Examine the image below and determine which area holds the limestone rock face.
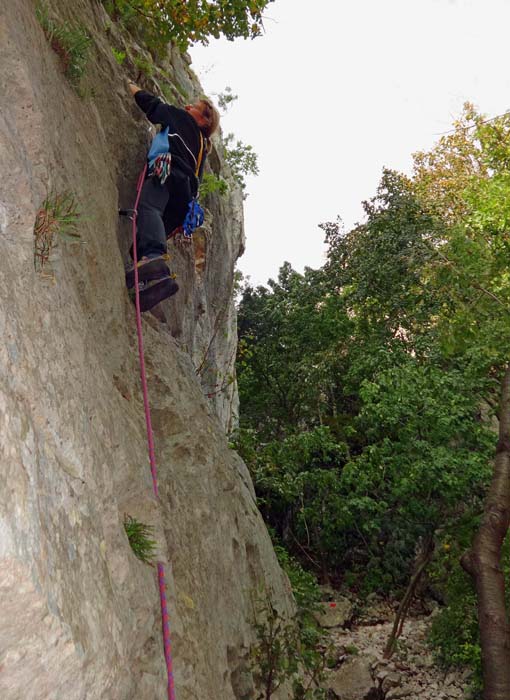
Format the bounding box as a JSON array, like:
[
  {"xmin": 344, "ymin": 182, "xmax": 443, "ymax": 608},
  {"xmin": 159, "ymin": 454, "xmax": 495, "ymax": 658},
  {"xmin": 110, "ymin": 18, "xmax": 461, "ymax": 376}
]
[{"xmin": 0, "ymin": 1, "xmax": 292, "ymax": 698}]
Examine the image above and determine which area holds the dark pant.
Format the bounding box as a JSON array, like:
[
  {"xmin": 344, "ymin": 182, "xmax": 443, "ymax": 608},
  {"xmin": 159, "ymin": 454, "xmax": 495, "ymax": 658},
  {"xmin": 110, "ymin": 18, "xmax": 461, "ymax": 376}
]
[{"xmin": 135, "ymin": 170, "xmax": 192, "ymax": 259}]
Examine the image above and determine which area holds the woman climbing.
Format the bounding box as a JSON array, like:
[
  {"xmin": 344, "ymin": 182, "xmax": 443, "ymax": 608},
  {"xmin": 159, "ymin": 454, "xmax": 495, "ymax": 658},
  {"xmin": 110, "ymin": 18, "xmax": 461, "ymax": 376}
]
[{"xmin": 125, "ymin": 80, "xmax": 220, "ymax": 311}]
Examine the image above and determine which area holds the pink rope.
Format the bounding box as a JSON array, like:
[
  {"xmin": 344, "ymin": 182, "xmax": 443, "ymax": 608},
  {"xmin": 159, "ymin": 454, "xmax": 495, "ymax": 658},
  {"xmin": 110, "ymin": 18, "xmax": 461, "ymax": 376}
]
[
  {"xmin": 158, "ymin": 562, "xmax": 176, "ymax": 694},
  {"xmin": 131, "ymin": 166, "xmax": 176, "ymax": 700},
  {"xmin": 131, "ymin": 165, "xmax": 159, "ymax": 498}
]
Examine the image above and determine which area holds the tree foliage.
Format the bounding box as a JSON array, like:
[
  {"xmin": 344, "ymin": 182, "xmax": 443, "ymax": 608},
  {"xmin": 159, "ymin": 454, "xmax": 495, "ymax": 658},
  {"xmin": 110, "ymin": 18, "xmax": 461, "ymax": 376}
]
[
  {"xmin": 102, "ymin": 0, "xmax": 274, "ymax": 52},
  {"xmin": 236, "ymin": 104, "xmax": 510, "ymax": 687},
  {"xmin": 236, "ymin": 162, "xmax": 494, "ymax": 590},
  {"xmin": 224, "ymin": 133, "xmax": 260, "ymax": 193}
]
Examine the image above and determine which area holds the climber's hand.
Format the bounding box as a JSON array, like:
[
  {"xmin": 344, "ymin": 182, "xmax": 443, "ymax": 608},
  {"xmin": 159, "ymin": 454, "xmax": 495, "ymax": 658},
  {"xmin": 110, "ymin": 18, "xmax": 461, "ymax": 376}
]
[{"xmin": 127, "ymin": 80, "xmax": 140, "ymax": 96}]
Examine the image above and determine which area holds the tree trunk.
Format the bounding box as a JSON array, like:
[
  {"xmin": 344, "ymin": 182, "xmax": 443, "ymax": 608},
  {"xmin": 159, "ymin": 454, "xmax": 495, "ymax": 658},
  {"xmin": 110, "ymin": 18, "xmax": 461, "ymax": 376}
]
[
  {"xmin": 384, "ymin": 534, "xmax": 435, "ymax": 658},
  {"xmin": 461, "ymin": 364, "xmax": 510, "ymax": 700}
]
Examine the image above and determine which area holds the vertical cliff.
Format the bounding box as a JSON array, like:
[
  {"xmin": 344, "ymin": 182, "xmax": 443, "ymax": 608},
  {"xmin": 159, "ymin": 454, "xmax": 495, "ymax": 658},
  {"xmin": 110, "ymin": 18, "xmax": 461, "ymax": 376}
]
[{"xmin": 0, "ymin": 1, "xmax": 293, "ymax": 698}]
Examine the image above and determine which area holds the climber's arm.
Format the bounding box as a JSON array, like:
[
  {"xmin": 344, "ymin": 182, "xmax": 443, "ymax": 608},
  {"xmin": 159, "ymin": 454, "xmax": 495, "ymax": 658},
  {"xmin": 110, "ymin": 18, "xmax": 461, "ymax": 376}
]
[
  {"xmin": 129, "ymin": 82, "xmax": 176, "ymax": 127},
  {"xmin": 128, "ymin": 80, "xmax": 141, "ymax": 96}
]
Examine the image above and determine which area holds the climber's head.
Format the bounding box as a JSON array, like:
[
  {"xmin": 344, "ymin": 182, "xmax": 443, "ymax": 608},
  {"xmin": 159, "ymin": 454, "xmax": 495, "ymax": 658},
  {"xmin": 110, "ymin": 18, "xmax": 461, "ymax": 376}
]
[{"xmin": 185, "ymin": 99, "xmax": 220, "ymax": 138}]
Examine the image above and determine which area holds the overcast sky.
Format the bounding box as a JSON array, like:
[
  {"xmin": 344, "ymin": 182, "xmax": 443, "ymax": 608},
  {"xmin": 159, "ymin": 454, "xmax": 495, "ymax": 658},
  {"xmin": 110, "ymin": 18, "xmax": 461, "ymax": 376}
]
[{"xmin": 190, "ymin": 0, "xmax": 510, "ymax": 287}]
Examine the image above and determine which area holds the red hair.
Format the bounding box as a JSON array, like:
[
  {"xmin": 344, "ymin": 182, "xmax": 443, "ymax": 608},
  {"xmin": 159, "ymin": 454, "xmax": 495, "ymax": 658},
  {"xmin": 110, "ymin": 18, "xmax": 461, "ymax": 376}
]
[{"xmin": 198, "ymin": 99, "xmax": 220, "ymax": 138}]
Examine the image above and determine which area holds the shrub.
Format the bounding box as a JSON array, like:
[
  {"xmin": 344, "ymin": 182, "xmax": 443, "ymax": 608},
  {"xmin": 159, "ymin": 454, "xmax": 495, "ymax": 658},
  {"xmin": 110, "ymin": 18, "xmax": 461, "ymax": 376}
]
[
  {"xmin": 344, "ymin": 644, "xmax": 359, "ymax": 656},
  {"xmin": 428, "ymin": 529, "xmax": 510, "ymax": 697},
  {"xmin": 36, "ymin": 4, "xmax": 91, "ymax": 90},
  {"xmin": 250, "ymin": 545, "xmax": 330, "ymax": 699},
  {"xmin": 274, "ymin": 544, "xmax": 321, "ymax": 614},
  {"xmin": 124, "ymin": 515, "xmax": 157, "ymax": 564},
  {"xmin": 33, "ymin": 191, "xmax": 81, "ymax": 272},
  {"xmin": 427, "ymin": 519, "xmax": 510, "ymax": 699},
  {"xmin": 133, "ymin": 54, "xmax": 154, "ymax": 78},
  {"xmin": 199, "ymin": 172, "xmax": 229, "ymax": 199},
  {"xmin": 250, "ymin": 592, "xmax": 327, "ymax": 700},
  {"xmin": 111, "ymin": 47, "xmax": 126, "ymax": 65}
]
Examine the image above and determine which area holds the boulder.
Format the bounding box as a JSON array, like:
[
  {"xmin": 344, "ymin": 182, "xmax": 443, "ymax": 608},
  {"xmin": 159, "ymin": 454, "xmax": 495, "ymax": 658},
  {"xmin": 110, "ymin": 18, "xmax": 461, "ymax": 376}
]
[
  {"xmin": 326, "ymin": 657, "xmax": 379, "ymax": 700},
  {"xmin": 314, "ymin": 597, "xmax": 354, "ymax": 628},
  {"xmin": 381, "ymin": 672, "xmax": 402, "ymax": 694}
]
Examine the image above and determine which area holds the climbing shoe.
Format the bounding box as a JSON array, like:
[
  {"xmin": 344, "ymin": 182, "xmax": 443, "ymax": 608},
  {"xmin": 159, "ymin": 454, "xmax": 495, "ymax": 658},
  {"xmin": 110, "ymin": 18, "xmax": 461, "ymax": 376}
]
[
  {"xmin": 133, "ymin": 277, "xmax": 179, "ymax": 312},
  {"xmin": 125, "ymin": 255, "xmax": 170, "ymax": 290}
]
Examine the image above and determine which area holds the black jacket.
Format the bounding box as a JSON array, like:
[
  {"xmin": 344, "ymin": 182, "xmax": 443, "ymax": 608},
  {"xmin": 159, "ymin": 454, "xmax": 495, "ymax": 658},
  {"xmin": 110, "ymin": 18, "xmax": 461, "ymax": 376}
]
[{"xmin": 134, "ymin": 90, "xmax": 206, "ymax": 182}]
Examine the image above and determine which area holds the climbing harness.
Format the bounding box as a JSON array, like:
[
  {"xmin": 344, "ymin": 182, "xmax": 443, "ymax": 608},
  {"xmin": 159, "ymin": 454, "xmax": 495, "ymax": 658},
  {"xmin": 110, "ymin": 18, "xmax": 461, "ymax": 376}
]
[
  {"xmin": 145, "ymin": 124, "xmax": 207, "ymax": 237},
  {"xmin": 130, "ymin": 163, "xmax": 177, "ymax": 700}
]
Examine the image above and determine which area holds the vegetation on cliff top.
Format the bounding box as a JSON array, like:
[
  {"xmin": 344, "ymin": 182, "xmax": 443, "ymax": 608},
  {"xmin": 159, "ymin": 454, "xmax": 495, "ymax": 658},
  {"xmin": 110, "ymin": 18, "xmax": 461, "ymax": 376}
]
[{"xmin": 101, "ymin": 0, "xmax": 275, "ymax": 52}]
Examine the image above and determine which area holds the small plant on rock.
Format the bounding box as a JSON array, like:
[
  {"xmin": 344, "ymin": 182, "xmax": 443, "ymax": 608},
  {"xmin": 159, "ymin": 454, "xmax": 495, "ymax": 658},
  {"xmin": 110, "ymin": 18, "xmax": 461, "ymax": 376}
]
[
  {"xmin": 174, "ymin": 82, "xmax": 190, "ymax": 101},
  {"xmin": 111, "ymin": 47, "xmax": 126, "ymax": 65},
  {"xmin": 33, "ymin": 190, "xmax": 81, "ymax": 272},
  {"xmin": 344, "ymin": 644, "xmax": 359, "ymax": 656},
  {"xmin": 36, "ymin": 4, "xmax": 92, "ymax": 90},
  {"xmin": 133, "ymin": 55, "xmax": 154, "ymax": 79},
  {"xmin": 124, "ymin": 515, "xmax": 157, "ymax": 564},
  {"xmin": 159, "ymin": 80, "xmax": 190, "ymax": 104},
  {"xmin": 199, "ymin": 172, "xmax": 228, "ymax": 199}
]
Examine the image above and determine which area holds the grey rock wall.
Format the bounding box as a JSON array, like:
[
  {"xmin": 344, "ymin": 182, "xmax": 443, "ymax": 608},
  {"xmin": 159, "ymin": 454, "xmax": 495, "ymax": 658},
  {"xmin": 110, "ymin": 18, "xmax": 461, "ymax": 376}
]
[{"xmin": 0, "ymin": 1, "xmax": 293, "ymax": 698}]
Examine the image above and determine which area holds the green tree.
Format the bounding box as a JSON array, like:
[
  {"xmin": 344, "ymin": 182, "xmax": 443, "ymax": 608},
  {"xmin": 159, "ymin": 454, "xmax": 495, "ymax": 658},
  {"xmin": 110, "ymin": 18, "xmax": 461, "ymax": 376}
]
[
  {"xmin": 224, "ymin": 133, "xmax": 260, "ymax": 193},
  {"xmin": 237, "ymin": 105, "xmax": 510, "ymax": 696},
  {"xmin": 413, "ymin": 109, "xmax": 510, "ymax": 700},
  {"xmin": 238, "ymin": 261, "xmax": 356, "ymax": 437},
  {"xmin": 237, "ymin": 170, "xmax": 492, "ymax": 591}
]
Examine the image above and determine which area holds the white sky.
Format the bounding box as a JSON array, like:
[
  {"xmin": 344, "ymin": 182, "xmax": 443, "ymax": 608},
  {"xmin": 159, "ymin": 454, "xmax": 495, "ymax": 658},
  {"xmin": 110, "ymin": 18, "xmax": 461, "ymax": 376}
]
[{"xmin": 190, "ymin": 0, "xmax": 510, "ymax": 287}]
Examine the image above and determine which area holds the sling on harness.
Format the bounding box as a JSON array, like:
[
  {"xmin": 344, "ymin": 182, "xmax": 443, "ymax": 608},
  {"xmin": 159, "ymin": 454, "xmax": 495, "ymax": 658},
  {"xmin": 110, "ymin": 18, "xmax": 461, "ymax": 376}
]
[{"xmin": 148, "ymin": 126, "xmax": 172, "ymax": 184}]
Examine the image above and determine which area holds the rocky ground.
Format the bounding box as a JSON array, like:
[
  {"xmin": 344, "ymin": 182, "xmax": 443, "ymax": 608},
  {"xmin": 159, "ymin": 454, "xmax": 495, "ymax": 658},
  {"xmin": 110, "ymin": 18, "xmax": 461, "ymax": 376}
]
[{"xmin": 315, "ymin": 596, "xmax": 472, "ymax": 700}]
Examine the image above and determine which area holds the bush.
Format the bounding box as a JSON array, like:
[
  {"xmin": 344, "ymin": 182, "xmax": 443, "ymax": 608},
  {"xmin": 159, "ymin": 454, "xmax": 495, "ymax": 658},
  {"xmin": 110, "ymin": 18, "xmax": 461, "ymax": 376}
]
[
  {"xmin": 36, "ymin": 4, "xmax": 91, "ymax": 90},
  {"xmin": 255, "ymin": 544, "xmax": 331, "ymax": 699},
  {"xmin": 429, "ymin": 531, "xmax": 510, "ymax": 699},
  {"xmin": 250, "ymin": 587, "xmax": 328, "ymax": 700},
  {"xmin": 199, "ymin": 172, "xmax": 229, "ymax": 199},
  {"xmin": 133, "ymin": 54, "xmax": 154, "ymax": 78},
  {"xmin": 429, "ymin": 579, "xmax": 479, "ymax": 665},
  {"xmin": 124, "ymin": 515, "xmax": 157, "ymax": 564},
  {"xmin": 111, "ymin": 47, "xmax": 126, "ymax": 65},
  {"xmin": 33, "ymin": 191, "xmax": 81, "ymax": 272}
]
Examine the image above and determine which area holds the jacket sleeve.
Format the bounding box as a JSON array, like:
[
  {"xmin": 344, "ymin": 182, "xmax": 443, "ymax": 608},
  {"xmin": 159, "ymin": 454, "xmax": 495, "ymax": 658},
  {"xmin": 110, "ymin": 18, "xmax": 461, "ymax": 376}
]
[{"xmin": 134, "ymin": 90, "xmax": 177, "ymax": 126}]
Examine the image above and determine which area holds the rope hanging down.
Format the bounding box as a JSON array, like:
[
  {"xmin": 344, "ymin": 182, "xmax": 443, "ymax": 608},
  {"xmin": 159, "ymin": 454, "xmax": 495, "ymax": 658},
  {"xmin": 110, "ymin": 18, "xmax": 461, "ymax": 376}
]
[{"xmin": 131, "ymin": 164, "xmax": 177, "ymax": 700}]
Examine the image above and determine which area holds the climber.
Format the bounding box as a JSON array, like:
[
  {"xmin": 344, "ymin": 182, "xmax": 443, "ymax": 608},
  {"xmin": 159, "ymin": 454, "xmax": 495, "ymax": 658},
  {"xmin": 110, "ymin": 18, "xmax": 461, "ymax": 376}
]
[{"xmin": 125, "ymin": 80, "xmax": 220, "ymax": 311}]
